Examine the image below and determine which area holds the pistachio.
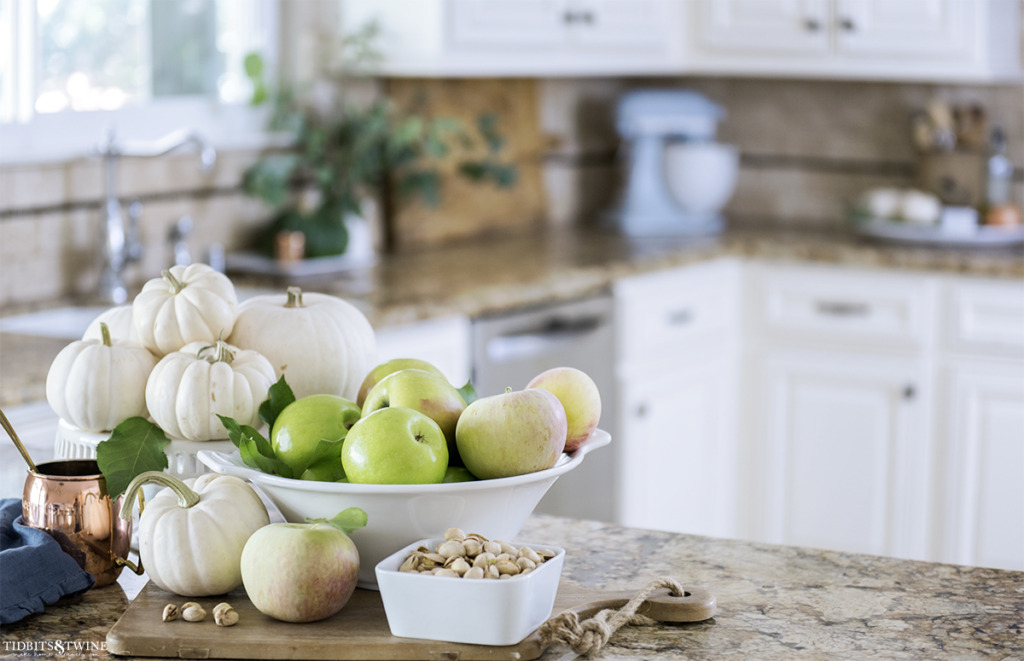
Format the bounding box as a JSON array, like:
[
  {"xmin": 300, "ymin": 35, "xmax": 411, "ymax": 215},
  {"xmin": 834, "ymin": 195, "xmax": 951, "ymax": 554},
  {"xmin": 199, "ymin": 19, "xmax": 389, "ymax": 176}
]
[
  {"xmin": 181, "ymin": 603, "xmax": 207, "ymax": 622},
  {"xmin": 161, "ymin": 604, "xmax": 179, "ymax": 622},
  {"xmin": 448, "ymin": 556, "xmax": 471, "ymax": 575},
  {"xmin": 517, "ymin": 557, "xmax": 537, "ymax": 571},
  {"xmin": 495, "ymin": 557, "xmax": 521, "ymax": 575},
  {"xmin": 444, "ymin": 527, "xmax": 466, "ymax": 542},
  {"xmin": 213, "ymin": 602, "xmax": 238, "ymax": 627},
  {"xmin": 472, "ymin": 552, "xmax": 496, "ymax": 569},
  {"xmin": 519, "ymin": 547, "xmax": 542, "ymax": 564},
  {"xmin": 464, "ymin": 566, "xmax": 485, "ymax": 579},
  {"xmin": 483, "ymin": 540, "xmax": 502, "ymax": 556},
  {"xmin": 462, "ymin": 538, "xmax": 483, "ymax": 556},
  {"xmin": 485, "ymin": 564, "xmax": 500, "ymax": 579},
  {"xmin": 499, "ymin": 541, "xmax": 518, "ymax": 556},
  {"xmin": 399, "ymin": 553, "xmax": 422, "ymax": 573},
  {"xmin": 437, "ymin": 540, "xmax": 466, "ymax": 559},
  {"xmin": 433, "ymin": 568, "xmax": 460, "ymax": 578}
]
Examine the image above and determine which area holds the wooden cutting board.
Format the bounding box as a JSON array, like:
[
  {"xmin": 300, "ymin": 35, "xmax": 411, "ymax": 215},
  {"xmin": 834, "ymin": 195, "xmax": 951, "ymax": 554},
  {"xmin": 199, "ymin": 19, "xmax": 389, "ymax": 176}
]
[{"xmin": 106, "ymin": 580, "xmax": 715, "ymax": 660}]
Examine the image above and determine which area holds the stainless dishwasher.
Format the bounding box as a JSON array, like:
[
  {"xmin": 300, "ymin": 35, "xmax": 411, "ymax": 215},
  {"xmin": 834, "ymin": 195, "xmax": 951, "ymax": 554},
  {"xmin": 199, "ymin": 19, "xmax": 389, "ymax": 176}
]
[{"xmin": 470, "ymin": 294, "xmax": 617, "ymax": 523}]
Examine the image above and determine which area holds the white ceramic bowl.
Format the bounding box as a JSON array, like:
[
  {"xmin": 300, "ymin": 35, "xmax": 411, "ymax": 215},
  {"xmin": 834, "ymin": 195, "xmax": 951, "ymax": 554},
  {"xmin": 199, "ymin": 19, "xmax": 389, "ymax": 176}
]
[
  {"xmin": 663, "ymin": 141, "xmax": 739, "ymax": 214},
  {"xmin": 197, "ymin": 429, "xmax": 609, "ymax": 588},
  {"xmin": 376, "ymin": 538, "xmax": 565, "ymax": 646}
]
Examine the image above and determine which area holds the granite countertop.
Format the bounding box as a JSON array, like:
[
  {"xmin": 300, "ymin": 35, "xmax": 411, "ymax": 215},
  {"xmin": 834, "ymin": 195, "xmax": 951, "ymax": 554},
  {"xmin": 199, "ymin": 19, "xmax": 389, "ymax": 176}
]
[
  {"xmin": 2, "ymin": 225, "xmax": 1022, "ymax": 407},
  {"xmin": 2, "ymin": 514, "xmax": 1021, "ymax": 659}
]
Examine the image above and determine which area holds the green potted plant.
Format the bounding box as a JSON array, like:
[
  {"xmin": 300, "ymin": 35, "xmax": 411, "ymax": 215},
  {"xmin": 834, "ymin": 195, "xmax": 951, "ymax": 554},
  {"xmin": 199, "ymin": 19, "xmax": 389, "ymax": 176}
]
[{"xmin": 241, "ymin": 26, "xmax": 516, "ymax": 260}]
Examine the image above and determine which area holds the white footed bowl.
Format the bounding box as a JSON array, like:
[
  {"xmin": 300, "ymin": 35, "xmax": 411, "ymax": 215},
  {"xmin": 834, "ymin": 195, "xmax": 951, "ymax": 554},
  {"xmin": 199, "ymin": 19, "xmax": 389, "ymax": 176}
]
[
  {"xmin": 663, "ymin": 142, "xmax": 739, "ymax": 214},
  {"xmin": 197, "ymin": 429, "xmax": 610, "ymax": 589}
]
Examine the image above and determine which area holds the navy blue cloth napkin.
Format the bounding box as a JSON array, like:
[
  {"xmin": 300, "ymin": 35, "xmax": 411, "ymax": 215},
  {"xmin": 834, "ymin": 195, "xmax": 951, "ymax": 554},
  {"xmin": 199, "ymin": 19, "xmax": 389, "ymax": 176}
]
[{"xmin": 0, "ymin": 497, "xmax": 95, "ymax": 624}]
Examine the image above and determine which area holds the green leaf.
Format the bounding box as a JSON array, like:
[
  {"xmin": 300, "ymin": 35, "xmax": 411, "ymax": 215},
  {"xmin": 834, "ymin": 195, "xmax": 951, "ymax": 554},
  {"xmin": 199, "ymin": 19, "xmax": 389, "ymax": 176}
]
[
  {"xmin": 259, "ymin": 376, "xmax": 297, "ymax": 428},
  {"xmin": 307, "ymin": 507, "xmax": 368, "ymax": 534},
  {"xmin": 218, "ymin": 414, "xmax": 294, "ymax": 478},
  {"xmin": 457, "ymin": 381, "xmax": 479, "ymax": 406},
  {"xmin": 96, "ymin": 418, "xmax": 170, "ymax": 499},
  {"xmin": 243, "ymin": 52, "xmax": 264, "ymax": 79}
]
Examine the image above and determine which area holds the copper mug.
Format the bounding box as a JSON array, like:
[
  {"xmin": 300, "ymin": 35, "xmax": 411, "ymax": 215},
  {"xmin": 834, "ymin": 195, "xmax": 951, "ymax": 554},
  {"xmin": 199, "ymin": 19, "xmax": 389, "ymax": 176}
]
[{"xmin": 22, "ymin": 459, "xmax": 135, "ymax": 588}]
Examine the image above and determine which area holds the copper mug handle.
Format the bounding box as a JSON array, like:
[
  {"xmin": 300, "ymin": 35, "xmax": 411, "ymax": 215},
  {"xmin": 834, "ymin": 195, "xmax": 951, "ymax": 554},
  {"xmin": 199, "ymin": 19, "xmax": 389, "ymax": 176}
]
[{"xmin": 114, "ymin": 489, "xmax": 146, "ymax": 575}]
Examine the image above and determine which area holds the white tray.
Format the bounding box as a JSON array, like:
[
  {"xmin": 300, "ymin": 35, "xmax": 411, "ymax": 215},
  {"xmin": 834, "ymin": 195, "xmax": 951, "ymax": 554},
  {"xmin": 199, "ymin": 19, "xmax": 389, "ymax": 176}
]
[{"xmin": 852, "ymin": 217, "xmax": 1024, "ymax": 248}]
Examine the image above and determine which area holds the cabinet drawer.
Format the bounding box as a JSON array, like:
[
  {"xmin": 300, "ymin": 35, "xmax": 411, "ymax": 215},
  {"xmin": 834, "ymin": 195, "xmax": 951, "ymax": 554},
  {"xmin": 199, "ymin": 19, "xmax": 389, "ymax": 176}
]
[
  {"xmin": 750, "ymin": 264, "xmax": 934, "ymax": 349},
  {"xmin": 944, "ymin": 279, "xmax": 1024, "ymax": 358},
  {"xmin": 614, "ymin": 259, "xmax": 740, "ymax": 362}
]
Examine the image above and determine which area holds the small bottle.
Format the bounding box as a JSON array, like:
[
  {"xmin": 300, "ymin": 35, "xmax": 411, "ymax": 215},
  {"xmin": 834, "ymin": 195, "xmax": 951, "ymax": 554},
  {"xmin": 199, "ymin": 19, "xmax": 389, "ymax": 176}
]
[{"xmin": 985, "ymin": 127, "xmax": 1013, "ymax": 207}]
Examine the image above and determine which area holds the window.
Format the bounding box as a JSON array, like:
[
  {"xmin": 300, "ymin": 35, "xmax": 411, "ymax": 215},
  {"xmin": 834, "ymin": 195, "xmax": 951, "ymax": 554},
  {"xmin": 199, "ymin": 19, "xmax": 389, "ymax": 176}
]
[{"xmin": 0, "ymin": 0, "xmax": 278, "ymax": 164}]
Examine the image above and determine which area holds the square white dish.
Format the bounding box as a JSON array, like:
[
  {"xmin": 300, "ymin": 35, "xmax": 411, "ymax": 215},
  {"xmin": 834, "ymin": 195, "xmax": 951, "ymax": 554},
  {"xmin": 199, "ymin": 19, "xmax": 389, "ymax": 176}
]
[{"xmin": 375, "ymin": 538, "xmax": 566, "ymax": 646}]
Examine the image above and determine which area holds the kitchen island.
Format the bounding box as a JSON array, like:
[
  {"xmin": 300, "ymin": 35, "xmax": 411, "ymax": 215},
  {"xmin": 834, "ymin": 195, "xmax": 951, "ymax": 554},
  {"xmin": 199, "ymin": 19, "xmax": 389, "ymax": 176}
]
[{"xmin": 2, "ymin": 514, "xmax": 1020, "ymax": 660}]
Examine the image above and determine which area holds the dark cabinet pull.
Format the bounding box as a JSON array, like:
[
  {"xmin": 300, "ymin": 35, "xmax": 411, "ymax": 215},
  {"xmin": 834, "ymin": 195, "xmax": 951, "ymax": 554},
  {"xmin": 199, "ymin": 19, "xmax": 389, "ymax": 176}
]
[
  {"xmin": 839, "ymin": 16, "xmax": 856, "ymax": 31},
  {"xmin": 667, "ymin": 309, "xmax": 693, "ymax": 326},
  {"xmin": 804, "ymin": 17, "xmax": 821, "ymax": 31},
  {"xmin": 903, "ymin": 385, "xmax": 916, "ymax": 401}
]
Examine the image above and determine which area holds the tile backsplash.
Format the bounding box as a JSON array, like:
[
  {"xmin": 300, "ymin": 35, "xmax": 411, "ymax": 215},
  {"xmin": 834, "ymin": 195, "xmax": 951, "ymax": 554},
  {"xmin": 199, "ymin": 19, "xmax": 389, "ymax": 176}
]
[{"xmin": 2, "ymin": 76, "xmax": 1022, "ymax": 308}]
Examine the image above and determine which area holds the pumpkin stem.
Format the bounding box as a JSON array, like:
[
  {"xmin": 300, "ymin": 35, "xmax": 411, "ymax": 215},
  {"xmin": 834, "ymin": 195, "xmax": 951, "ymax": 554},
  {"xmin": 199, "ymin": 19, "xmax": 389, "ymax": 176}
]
[
  {"xmin": 162, "ymin": 269, "xmax": 186, "ymax": 293},
  {"xmin": 119, "ymin": 471, "xmax": 200, "ymax": 520},
  {"xmin": 99, "ymin": 322, "xmax": 112, "ymax": 347},
  {"xmin": 284, "ymin": 286, "xmax": 304, "ymax": 308},
  {"xmin": 197, "ymin": 340, "xmax": 235, "ymax": 365}
]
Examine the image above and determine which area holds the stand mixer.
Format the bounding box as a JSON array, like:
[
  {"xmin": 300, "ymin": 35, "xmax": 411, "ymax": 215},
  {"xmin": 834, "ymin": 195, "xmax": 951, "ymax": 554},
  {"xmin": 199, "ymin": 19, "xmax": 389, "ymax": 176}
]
[{"xmin": 605, "ymin": 90, "xmax": 739, "ymax": 237}]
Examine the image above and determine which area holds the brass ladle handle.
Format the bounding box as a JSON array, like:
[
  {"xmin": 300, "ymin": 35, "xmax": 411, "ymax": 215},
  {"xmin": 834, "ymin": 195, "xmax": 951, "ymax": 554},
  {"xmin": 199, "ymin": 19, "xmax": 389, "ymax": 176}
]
[{"xmin": 0, "ymin": 407, "xmax": 38, "ymax": 473}]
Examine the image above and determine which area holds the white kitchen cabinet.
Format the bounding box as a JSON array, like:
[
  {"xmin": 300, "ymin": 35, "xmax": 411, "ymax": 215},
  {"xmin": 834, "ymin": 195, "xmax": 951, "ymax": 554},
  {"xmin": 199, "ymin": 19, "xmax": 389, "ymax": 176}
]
[
  {"xmin": 742, "ymin": 262, "xmax": 937, "ymax": 560},
  {"xmin": 340, "ymin": 0, "xmax": 685, "ymax": 76},
  {"xmin": 374, "ymin": 314, "xmax": 471, "ymax": 388},
  {"xmin": 687, "ymin": 0, "xmax": 1022, "ymax": 82},
  {"xmin": 747, "ymin": 347, "xmax": 932, "ymax": 559},
  {"xmin": 936, "ymin": 359, "xmax": 1024, "ymax": 571},
  {"xmin": 613, "ymin": 259, "xmax": 742, "ymax": 537}
]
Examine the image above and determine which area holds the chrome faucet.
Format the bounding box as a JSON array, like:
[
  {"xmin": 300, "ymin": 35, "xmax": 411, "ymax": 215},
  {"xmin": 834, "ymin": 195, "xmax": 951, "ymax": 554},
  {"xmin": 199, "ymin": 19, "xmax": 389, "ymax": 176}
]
[{"xmin": 96, "ymin": 128, "xmax": 217, "ymax": 304}]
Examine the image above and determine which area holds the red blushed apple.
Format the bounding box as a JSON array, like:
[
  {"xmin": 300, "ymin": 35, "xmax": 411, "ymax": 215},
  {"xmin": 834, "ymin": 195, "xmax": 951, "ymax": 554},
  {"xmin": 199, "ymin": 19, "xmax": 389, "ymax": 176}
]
[
  {"xmin": 240, "ymin": 522, "xmax": 359, "ymax": 623},
  {"xmin": 526, "ymin": 367, "xmax": 602, "ymax": 452}
]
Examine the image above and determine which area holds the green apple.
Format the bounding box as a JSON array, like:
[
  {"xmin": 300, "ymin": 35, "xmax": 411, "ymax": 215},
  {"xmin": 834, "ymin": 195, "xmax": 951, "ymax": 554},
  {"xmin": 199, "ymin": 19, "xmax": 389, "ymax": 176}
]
[
  {"xmin": 300, "ymin": 456, "xmax": 347, "ymax": 482},
  {"xmin": 455, "ymin": 388, "xmax": 567, "ymax": 479},
  {"xmin": 271, "ymin": 394, "xmax": 361, "ymax": 477},
  {"xmin": 526, "ymin": 366, "xmax": 602, "ymax": 453},
  {"xmin": 356, "ymin": 358, "xmax": 447, "ymax": 407},
  {"xmin": 342, "ymin": 407, "xmax": 448, "ymax": 484},
  {"xmin": 442, "ymin": 466, "xmax": 478, "ymax": 483},
  {"xmin": 362, "ymin": 368, "xmax": 466, "ymax": 463},
  {"xmin": 240, "ymin": 520, "xmax": 360, "ymax": 623}
]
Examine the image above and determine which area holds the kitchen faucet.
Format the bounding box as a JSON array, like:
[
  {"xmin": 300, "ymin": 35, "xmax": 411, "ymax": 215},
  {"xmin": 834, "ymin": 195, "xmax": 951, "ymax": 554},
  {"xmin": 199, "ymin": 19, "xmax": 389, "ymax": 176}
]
[{"xmin": 96, "ymin": 128, "xmax": 216, "ymax": 304}]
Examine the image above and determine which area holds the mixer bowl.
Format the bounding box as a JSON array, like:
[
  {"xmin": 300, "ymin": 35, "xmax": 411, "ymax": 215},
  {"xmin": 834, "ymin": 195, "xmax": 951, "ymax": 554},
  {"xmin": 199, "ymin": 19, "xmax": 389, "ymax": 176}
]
[{"xmin": 663, "ymin": 142, "xmax": 739, "ymax": 214}]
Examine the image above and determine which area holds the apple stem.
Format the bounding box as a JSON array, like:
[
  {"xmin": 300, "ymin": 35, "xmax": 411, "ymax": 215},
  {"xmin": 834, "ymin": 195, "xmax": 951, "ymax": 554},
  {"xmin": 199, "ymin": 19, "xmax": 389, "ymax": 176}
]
[
  {"xmin": 119, "ymin": 471, "xmax": 200, "ymax": 520},
  {"xmin": 505, "ymin": 386, "xmax": 512, "ymax": 394},
  {"xmin": 285, "ymin": 286, "xmax": 304, "ymax": 308},
  {"xmin": 162, "ymin": 269, "xmax": 186, "ymax": 293}
]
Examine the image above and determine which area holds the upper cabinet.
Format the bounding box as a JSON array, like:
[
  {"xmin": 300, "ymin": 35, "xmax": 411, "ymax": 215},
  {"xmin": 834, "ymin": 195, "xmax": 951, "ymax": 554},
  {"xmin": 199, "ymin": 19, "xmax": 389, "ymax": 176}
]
[
  {"xmin": 687, "ymin": 0, "xmax": 1023, "ymax": 82},
  {"xmin": 341, "ymin": 0, "xmax": 686, "ymax": 77},
  {"xmin": 342, "ymin": 0, "xmax": 1021, "ymax": 82}
]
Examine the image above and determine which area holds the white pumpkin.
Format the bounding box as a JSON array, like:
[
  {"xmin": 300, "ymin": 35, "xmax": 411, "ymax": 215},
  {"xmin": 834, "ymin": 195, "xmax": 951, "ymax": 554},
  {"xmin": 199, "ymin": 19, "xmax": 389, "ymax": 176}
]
[
  {"xmin": 132, "ymin": 264, "xmax": 238, "ymax": 356},
  {"xmin": 146, "ymin": 340, "xmax": 275, "ymax": 441},
  {"xmin": 46, "ymin": 322, "xmax": 157, "ymax": 432},
  {"xmin": 83, "ymin": 305, "xmax": 141, "ymax": 344},
  {"xmin": 120, "ymin": 471, "xmax": 270, "ymax": 597},
  {"xmin": 228, "ymin": 286, "xmax": 376, "ymax": 400}
]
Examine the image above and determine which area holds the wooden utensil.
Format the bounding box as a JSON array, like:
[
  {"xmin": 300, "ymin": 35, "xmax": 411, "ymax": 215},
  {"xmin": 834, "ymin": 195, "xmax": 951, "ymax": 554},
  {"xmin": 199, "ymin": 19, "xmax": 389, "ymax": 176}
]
[{"xmin": 107, "ymin": 580, "xmax": 715, "ymax": 660}]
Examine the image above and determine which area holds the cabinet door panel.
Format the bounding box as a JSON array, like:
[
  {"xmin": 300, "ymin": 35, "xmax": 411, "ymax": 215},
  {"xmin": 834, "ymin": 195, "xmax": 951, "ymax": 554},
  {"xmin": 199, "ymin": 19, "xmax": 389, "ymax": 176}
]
[
  {"xmin": 618, "ymin": 351, "xmax": 738, "ymax": 538},
  {"xmin": 939, "ymin": 362, "xmax": 1024, "ymax": 571},
  {"xmin": 752, "ymin": 349, "xmax": 929, "ymax": 559},
  {"xmin": 571, "ymin": 0, "xmax": 669, "ymax": 49},
  {"xmin": 697, "ymin": 0, "xmax": 829, "ymax": 55},
  {"xmin": 449, "ymin": 0, "xmax": 567, "ymax": 46},
  {"xmin": 835, "ymin": 0, "xmax": 975, "ymax": 58}
]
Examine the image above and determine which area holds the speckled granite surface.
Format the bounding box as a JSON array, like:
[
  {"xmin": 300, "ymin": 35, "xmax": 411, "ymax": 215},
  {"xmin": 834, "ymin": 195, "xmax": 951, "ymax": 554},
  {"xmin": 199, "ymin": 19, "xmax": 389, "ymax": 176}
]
[
  {"xmin": 1, "ymin": 515, "xmax": 1021, "ymax": 660},
  {"xmin": 2, "ymin": 226, "xmax": 1022, "ymax": 407}
]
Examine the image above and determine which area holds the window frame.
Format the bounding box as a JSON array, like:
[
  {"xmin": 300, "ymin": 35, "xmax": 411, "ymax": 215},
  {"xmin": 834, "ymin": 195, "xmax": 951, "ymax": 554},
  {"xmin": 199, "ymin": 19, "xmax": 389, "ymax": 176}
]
[{"xmin": 0, "ymin": 0, "xmax": 281, "ymax": 166}]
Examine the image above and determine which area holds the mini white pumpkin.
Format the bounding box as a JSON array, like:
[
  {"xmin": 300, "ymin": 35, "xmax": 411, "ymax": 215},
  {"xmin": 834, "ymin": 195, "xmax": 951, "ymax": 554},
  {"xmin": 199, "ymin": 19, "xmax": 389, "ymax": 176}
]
[
  {"xmin": 228, "ymin": 286, "xmax": 376, "ymax": 400},
  {"xmin": 146, "ymin": 340, "xmax": 275, "ymax": 441},
  {"xmin": 83, "ymin": 304, "xmax": 141, "ymax": 344},
  {"xmin": 45, "ymin": 322, "xmax": 157, "ymax": 432},
  {"xmin": 132, "ymin": 264, "xmax": 238, "ymax": 356},
  {"xmin": 120, "ymin": 471, "xmax": 270, "ymax": 597}
]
